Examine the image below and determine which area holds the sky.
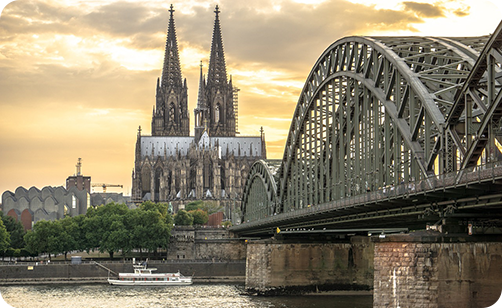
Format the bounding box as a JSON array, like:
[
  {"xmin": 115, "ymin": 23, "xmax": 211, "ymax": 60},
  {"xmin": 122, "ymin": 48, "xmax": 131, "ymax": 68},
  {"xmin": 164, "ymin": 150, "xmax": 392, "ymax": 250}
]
[{"xmin": 0, "ymin": 0, "xmax": 501, "ymax": 196}]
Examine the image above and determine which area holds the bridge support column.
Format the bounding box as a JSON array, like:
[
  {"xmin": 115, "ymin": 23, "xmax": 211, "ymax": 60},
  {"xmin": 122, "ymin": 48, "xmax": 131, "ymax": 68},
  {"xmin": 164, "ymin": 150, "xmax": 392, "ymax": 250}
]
[
  {"xmin": 373, "ymin": 233, "xmax": 502, "ymax": 308},
  {"xmin": 245, "ymin": 236, "xmax": 374, "ymax": 294}
]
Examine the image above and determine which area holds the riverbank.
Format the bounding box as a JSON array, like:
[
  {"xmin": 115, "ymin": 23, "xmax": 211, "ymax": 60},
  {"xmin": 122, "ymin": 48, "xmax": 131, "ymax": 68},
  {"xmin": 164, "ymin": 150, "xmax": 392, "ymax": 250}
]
[
  {"xmin": 0, "ymin": 276, "xmax": 245, "ymax": 286},
  {"xmin": 0, "ymin": 261, "xmax": 245, "ymax": 286}
]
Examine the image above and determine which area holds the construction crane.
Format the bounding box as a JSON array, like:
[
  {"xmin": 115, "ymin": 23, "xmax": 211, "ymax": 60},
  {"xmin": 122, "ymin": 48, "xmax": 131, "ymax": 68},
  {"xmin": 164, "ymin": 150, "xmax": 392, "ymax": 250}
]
[{"xmin": 91, "ymin": 183, "xmax": 123, "ymax": 193}]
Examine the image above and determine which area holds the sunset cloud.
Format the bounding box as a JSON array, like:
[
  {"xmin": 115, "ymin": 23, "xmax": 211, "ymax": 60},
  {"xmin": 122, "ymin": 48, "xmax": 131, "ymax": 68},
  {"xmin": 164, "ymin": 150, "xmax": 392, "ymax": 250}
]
[
  {"xmin": 402, "ymin": 2, "xmax": 445, "ymax": 18},
  {"xmin": 0, "ymin": 0, "xmax": 500, "ymax": 195}
]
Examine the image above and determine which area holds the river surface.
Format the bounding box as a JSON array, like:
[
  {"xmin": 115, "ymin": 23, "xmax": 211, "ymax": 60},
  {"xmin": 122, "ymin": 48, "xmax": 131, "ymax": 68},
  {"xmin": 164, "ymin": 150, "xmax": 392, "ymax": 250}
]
[{"xmin": 0, "ymin": 284, "xmax": 372, "ymax": 308}]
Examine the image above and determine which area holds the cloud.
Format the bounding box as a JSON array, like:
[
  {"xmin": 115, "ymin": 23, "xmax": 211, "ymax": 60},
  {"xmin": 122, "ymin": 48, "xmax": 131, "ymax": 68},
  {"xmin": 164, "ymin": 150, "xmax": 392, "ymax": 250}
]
[
  {"xmin": 0, "ymin": 62, "xmax": 156, "ymax": 109},
  {"xmin": 212, "ymin": 0, "xmax": 427, "ymax": 70},
  {"xmin": 452, "ymin": 3, "xmax": 470, "ymax": 18},
  {"xmin": 81, "ymin": 1, "xmax": 166, "ymax": 37},
  {"xmin": 402, "ymin": 1, "xmax": 445, "ymax": 18}
]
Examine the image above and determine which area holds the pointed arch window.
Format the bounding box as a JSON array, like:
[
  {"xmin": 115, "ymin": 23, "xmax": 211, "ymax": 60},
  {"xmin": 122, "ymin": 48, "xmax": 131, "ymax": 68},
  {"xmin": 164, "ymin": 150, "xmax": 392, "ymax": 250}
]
[
  {"xmin": 215, "ymin": 104, "xmax": 221, "ymax": 124},
  {"xmin": 169, "ymin": 103, "xmax": 176, "ymax": 124},
  {"xmin": 154, "ymin": 168, "xmax": 163, "ymax": 202}
]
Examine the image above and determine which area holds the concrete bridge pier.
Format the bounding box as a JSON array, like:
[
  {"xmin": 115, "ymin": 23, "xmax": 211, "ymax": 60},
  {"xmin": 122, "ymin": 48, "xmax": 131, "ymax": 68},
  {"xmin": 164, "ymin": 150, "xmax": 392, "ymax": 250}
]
[
  {"xmin": 245, "ymin": 236, "xmax": 375, "ymax": 295},
  {"xmin": 373, "ymin": 233, "xmax": 502, "ymax": 308}
]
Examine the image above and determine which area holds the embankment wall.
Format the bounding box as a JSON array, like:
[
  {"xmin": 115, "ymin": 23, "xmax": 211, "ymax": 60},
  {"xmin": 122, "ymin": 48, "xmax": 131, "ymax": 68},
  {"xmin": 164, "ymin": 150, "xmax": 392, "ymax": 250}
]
[
  {"xmin": 0, "ymin": 261, "xmax": 245, "ymax": 285},
  {"xmin": 167, "ymin": 228, "xmax": 246, "ymax": 260}
]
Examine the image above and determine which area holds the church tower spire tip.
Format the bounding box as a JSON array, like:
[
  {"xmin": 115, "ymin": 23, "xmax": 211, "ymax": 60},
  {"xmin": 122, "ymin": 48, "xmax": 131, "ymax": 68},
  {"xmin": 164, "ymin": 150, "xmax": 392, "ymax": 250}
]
[
  {"xmin": 195, "ymin": 4, "xmax": 236, "ymax": 140},
  {"xmin": 152, "ymin": 4, "xmax": 189, "ymax": 137}
]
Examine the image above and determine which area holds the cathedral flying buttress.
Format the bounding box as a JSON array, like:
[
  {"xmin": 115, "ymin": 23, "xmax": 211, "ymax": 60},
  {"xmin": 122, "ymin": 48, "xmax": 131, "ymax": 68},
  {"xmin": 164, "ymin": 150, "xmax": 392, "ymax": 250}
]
[{"xmin": 132, "ymin": 5, "xmax": 267, "ymax": 217}]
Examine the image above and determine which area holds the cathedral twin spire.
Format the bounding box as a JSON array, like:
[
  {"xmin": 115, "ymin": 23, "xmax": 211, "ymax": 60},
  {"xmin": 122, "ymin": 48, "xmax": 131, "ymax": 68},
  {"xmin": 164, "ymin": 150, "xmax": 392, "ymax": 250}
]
[
  {"xmin": 194, "ymin": 5, "xmax": 236, "ymax": 140},
  {"xmin": 154, "ymin": 4, "xmax": 236, "ymax": 141},
  {"xmin": 152, "ymin": 4, "xmax": 189, "ymax": 137},
  {"xmin": 207, "ymin": 5, "xmax": 228, "ymax": 86},
  {"xmin": 161, "ymin": 5, "xmax": 183, "ymax": 89}
]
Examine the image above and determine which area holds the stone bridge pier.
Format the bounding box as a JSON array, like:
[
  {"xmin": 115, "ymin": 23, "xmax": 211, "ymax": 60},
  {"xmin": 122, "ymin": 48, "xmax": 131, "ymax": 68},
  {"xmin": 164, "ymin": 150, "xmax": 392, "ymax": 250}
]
[
  {"xmin": 244, "ymin": 232, "xmax": 502, "ymax": 307},
  {"xmin": 373, "ymin": 233, "xmax": 502, "ymax": 308},
  {"xmin": 245, "ymin": 236, "xmax": 375, "ymax": 294}
]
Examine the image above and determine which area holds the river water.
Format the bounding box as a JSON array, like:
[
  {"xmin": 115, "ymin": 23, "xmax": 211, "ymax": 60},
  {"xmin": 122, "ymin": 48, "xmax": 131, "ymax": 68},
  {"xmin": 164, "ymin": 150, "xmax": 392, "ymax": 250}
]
[{"xmin": 0, "ymin": 284, "xmax": 372, "ymax": 308}]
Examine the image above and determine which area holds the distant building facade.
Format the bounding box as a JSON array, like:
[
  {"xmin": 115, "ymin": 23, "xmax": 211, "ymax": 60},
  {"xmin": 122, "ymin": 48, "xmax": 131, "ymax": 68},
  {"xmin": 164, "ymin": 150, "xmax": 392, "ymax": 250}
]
[
  {"xmin": 90, "ymin": 193, "xmax": 129, "ymax": 207},
  {"xmin": 66, "ymin": 158, "xmax": 91, "ymax": 192},
  {"xmin": 131, "ymin": 5, "xmax": 267, "ymax": 214},
  {"xmin": 1, "ymin": 186, "xmax": 90, "ymax": 230},
  {"xmin": 66, "ymin": 158, "xmax": 130, "ymax": 207}
]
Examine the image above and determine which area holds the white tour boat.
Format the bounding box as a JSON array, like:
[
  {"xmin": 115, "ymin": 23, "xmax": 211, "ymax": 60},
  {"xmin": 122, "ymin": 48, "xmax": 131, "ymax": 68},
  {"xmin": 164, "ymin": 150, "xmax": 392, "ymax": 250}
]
[{"xmin": 108, "ymin": 260, "xmax": 193, "ymax": 286}]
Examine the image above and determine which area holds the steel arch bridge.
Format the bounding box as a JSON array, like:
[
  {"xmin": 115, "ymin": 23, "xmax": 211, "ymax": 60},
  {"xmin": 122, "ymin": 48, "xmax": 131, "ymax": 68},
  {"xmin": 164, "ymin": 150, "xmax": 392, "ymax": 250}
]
[{"xmin": 236, "ymin": 21, "xmax": 502, "ymax": 235}]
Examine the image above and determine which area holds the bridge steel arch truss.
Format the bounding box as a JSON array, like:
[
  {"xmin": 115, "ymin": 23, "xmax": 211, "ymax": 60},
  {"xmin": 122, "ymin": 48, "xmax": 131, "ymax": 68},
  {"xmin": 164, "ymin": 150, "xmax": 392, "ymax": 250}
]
[
  {"xmin": 240, "ymin": 22, "xmax": 502, "ymax": 228},
  {"xmin": 241, "ymin": 160, "xmax": 281, "ymax": 222}
]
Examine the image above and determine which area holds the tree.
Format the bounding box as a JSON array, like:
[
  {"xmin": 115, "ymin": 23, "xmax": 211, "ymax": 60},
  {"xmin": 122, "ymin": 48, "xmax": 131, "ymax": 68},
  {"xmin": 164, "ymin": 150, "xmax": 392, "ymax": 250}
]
[
  {"xmin": 57, "ymin": 217, "xmax": 81, "ymax": 261},
  {"xmin": 174, "ymin": 210, "xmax": 193, "ymax": 226},
  {"xmin": 189, "ymin": 209, "xmax": 209, "ymax": 225},
  {"xmin": 66, "ymin": 215, "xmax": 87, "ymax": 252},
  {"xmin": 222, "ymin": 220, "xmax": 233, "ymax": 228},
  {"xmin": 200, "ymin": 201, "xmax": 223, "ymax": 215},
  {"xmin": 140, "ymin": 210, "xmax": 170, "ymax": 254},
  {"xmin": 185, "ymin": 201, "xmax": 203, "ymax": 212},
  {"xmin": 139, "ymin": 201, "xmax": 168, "ymax": 217},
  {"xmin": 46, "ymin": 221, "xmax": 65, "ymax": 259},
  {"xmin": 0, "ymin": 218, "xmax": 10, "ymax": 253},
  {"xmin": 104, "ymin": 219, "xmax": 129, "ymax": 259},
  {"xmin": 83, "ymin": 202, "xmax": 130, "ymax": 259},
  {"xmin": 185, "ymin": 201, "xmax": 222, "ymax": 214},
  {"xmin": 24, "ymin": 220, "xmax": 53, "ymax": 258},
  {"xmin": 0, "ymin": 211, "xmax": 25, "ymax": 249}
]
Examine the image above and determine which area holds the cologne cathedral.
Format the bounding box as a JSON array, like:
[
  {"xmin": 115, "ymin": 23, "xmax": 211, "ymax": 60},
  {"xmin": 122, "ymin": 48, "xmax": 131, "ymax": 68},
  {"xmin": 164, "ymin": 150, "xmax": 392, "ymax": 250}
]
[{"xmin": 131, "ymin": 5, "xmax": 267, "ymax": 215}]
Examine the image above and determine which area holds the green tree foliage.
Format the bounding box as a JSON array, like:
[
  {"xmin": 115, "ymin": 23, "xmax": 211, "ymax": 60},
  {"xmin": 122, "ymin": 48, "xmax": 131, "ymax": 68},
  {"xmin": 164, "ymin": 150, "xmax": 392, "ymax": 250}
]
[
  {"xmin": 139, "ymin": 201, "xmax": 168, "ymax": 217},
  {"xmin": 185, "ymin": 200, "xmax": 223, "ymax": 215},
  {"xmin": 23, "ymin": 201, "xmax": 174, "ymax": 260},
  {"xmin": 189, "ymin": 209, "xmax": 209, "ymax": 225},
  {"xmin": 24, "ymin": 220, "xmax": 56, "ymax": 258},
  {"xmin": 185, "ymin": 201, "xmax": 203, "ymax": 212},
  {"xmin": 0, "ymin": 211, "xmax": 25, "ymax": 249},
  {"xmin": 199, "ymin": 201, "xmax": 223, "ymax": 215},
  {"xmin": 222, "ymin": 221, "xmax": 233, "ymax": 228},
  {"xmin": 25, "ymin": 219, "xmax": 75, "ymax": 260},
  {"xmin": 0, "ymin": 218, "xmax": 11, "ymax": 252},
  {"xmin": 57, "ymin": 217, "xmax": 82, "ymax": 260},
  {"xmin": 83, "ymin": 202, "xmax": 130, "ymax": 259},
  {"xmin": 65, "ymin": 215, "xmax": 87, "ymax": 252},
  {"xmin": 174, "ymin": 210, "xmax": 194, "ymax": 226},
  {"xmin": 130, "ymin": 209, "xmax": 171, "ymax": 256}
]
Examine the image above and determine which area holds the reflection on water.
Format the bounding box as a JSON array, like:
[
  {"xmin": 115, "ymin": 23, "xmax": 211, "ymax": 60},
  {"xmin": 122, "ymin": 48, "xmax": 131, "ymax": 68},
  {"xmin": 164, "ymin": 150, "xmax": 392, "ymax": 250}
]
[{"xmin": 1, "ymin": 284, "xmax": 372, "ymax": 308}]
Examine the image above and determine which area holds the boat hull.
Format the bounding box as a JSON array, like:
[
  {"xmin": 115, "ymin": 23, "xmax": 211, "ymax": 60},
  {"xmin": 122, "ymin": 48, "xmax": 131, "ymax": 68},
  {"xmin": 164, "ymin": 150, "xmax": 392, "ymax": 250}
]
[
  {"xmin": 108, "ymin": 261, "xmax": 192, "ymax": 286},
  {"xmin": 108, "ymin": 279, "xmax": 193, "ymax": 286}
]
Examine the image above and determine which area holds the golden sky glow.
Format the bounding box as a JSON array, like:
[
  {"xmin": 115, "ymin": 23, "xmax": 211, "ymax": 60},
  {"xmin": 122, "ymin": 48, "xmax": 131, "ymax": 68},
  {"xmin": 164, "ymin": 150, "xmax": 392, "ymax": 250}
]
[{"xmin": 0, "ymin": 0, "xmax": 501, "ymax": 196}]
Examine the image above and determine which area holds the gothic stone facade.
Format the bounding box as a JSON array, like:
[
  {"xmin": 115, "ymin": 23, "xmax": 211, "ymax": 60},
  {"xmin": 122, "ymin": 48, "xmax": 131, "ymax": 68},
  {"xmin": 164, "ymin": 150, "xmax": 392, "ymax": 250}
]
[{"xmin": 131, "ymin": 6, "xmax": 266, "ymax": 213}]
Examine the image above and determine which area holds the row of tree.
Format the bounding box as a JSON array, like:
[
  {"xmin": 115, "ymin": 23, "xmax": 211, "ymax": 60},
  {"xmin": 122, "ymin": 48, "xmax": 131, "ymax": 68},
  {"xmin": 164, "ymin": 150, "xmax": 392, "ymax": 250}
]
[{"xmin": 0, "ymin": 200, "xmax": 221, "ymax": 260}]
